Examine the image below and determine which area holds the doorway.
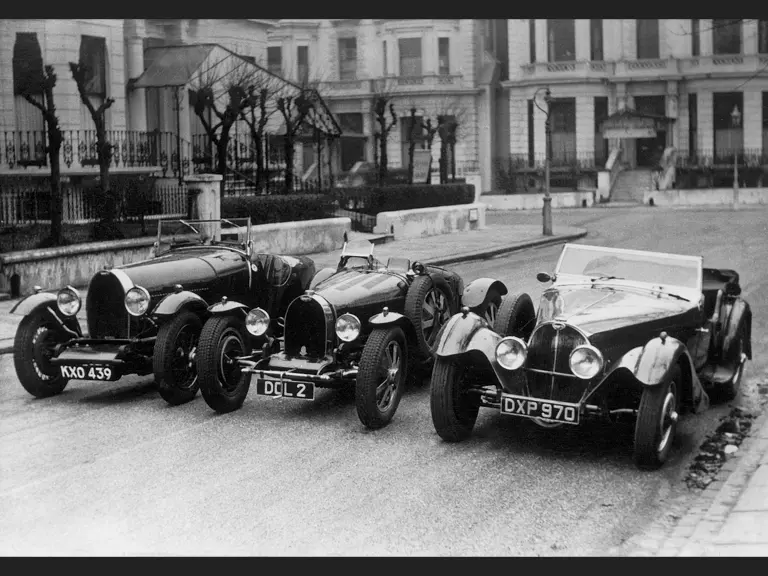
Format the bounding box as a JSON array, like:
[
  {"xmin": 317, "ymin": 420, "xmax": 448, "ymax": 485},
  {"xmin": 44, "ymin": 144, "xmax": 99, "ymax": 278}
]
[{"xmin": 633, "ymin": 95, "xmax": 666, "ymax": 167}]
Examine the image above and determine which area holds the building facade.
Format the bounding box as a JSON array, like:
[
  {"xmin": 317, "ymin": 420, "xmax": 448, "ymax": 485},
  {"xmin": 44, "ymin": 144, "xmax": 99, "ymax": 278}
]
[{"xmin": 505, "ymin": 19, "xmax": 768, "ymax": 173}]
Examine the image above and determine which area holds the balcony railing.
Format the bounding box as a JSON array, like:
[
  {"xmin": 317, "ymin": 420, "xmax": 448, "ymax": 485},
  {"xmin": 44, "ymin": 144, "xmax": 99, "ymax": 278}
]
[{"xmin": 520, "ymin": 60, "xmax": 616, "ymax": 81}]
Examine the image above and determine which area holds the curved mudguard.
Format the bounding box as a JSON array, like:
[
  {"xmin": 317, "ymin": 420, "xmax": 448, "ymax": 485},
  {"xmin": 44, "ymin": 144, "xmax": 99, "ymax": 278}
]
[
  {"xmin": 207, "ymin": 299, "xmax": 250, "ymax": 315},
  {"xmin": 152, "ymin": 291, "xmax": 208, "ymax": 317},
  {"xmin": 613, "ymin": 335, "xmax": 709, "ymax": 414},
  {"xmin": 433, "ymin": 311, "xmax": 518, "ymax": 393},
  {"xmin": 460, "ymin": 278, "xmax": 508, "ymax": 315},
  {"xmin": 368, "ymin": 310, "xmax": 417, "ymax": 341},
  {"xmin": 10, "ymin": 292, "xmax": 82, "ymax": 336},
  {"xmin": 309, "ymin": 267, "xmax": 336, "ymax": 290},
  {"xmin": 722, "ymin": 298, "xmax": 752, "ymax": 359}
]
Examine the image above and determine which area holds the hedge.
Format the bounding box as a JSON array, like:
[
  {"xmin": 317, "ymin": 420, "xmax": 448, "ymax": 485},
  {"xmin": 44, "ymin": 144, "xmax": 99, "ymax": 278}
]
[
  {"xmin": 221, "ymin": 193, "xmax": 336, "ymax": 225},
  {"xmin": 334, "ymin": 183, "xmax": 475, "ymax": 215}
]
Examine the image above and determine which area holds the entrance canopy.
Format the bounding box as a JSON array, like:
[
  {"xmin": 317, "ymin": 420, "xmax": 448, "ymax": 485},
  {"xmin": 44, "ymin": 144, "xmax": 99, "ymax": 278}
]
[
  {"xmin": 601, "ymin": 109, "xmax": 675, "ymax": 140},
  {"xmin": 134, "ymin": 43, "xmax": 340, "ymax": 137}
]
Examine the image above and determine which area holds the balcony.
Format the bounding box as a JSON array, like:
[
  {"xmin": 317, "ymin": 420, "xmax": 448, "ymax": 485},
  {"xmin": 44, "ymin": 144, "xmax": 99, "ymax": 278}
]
[
  {"xmin": 613, "ymin": 58, "xmax": 682, "ymax": 80},
  {"xmin": 519, "ymin": 60, "xmax": 616, "ymax": 83},
  {"xmin": 320, "ymin": 74, "xmax": 465, "ymax": 98},
  {"xmin": 679, "ymin": 54, "xmax": 768, "ymax": 77},
  {"xmin": 319, "ymin": 79, "xmax": 375, "ymax": 97}
]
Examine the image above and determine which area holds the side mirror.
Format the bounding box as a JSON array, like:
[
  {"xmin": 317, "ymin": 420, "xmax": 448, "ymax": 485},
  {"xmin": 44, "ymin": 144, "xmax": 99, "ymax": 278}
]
[{"xmin": 537, "ymin": 272, "xmax": 554, "ymax": 283}]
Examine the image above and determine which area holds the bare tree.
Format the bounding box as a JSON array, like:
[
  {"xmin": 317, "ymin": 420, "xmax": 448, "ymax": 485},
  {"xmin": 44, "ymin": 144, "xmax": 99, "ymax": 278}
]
[
  {"xmin": 239, "ymin": 76, "xmax": 283, "ymax": 190},
  {"xmin": 276, "ymin": 90, "xmax": 315, "ymax": 191},
  {"xmin": 421, "ymin": 117, "xmax": 439, "ymax": 184},
  {"xmin": 372, "ymin": 79, "xmax": 398, "ymax": 184},
  {"xmin": 431, "ymin": 98, "xmax": 469, "ymax": 184},
  {"xmin": 21, "ymin": 64, "xmax": 65, "ymax": 247},
  {"xmin": 70, "ymin": 61, "xmax": 117, "ymax": 238}
]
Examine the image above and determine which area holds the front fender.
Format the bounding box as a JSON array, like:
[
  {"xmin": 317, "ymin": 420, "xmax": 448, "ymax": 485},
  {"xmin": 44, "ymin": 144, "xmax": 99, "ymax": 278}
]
[
  {"xmin": 460, "ymin": 278, "xmax": 508, "ymax": 315},
  {"xmin": 10, "ymin": 292, "xmax": 57, "ymax": 316},
  {"xmin": 722, "ymin": 298, "xmax": 752, "ymax": 359},
  {"xmin": 152, "ymin": 291, "xmax": 208, "ymax": 317},
  {"xmin": 207, "ymin": 300, "xmax": 250, "ymax": 315},
  {"xmin": 369, "ymin": 310, "xmax": 416, "ymax": 342}
]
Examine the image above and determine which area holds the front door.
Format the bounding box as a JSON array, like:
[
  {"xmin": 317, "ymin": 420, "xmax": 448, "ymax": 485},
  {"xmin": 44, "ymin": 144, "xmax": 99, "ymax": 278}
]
[{"xmin": 636, "ymin": 130, "xmax": 666, "ymax": 167}]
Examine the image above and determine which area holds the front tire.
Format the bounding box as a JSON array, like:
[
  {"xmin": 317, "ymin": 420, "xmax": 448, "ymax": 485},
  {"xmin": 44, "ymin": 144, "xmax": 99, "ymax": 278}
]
[
  {"xmin": 430, "ymin": 358, "xmax": 479, "ymax": 442},
  {"xmin": 154, "ymin": 310, "xmax": 203, "ymax": 406},
  {"xmin": 197, "ymin": 316, "xmax": 252, "ymax": 414},
  {"xmin": 634, "ymin": 365, "xmax": 681, "ymax": 470},
  {"xmin": 13, "ymin": 311, "xmax": 71, "ymax": 398},
  {"xmin": 355, "ymin": 327, "xmax": 408, "ymax": 430}
]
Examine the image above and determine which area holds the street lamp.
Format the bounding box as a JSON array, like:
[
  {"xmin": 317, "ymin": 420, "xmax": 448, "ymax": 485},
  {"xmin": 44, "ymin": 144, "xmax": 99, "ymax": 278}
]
[
  {"xmin": 731, "ymin": 104, "xmax": 742, "ymax": 211},
  {"xmin": 533, "ymin": 86, "xmax": 553, "ymax": 236}
]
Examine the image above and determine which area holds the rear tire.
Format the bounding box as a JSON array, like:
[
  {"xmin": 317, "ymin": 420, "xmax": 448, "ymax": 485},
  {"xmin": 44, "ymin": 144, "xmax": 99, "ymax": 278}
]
[
  {"xmin": 634, "ymin": 365, "xmax": 680, "ymax": 470},
  {"xmin": 355, "ymin": 327, "xmax": 408, "ymax": 430},
  {"xmin": 405, "ymin": 275, "xmax": 456, "ymax": 360},
  {"xmin": 154, "ymin": 310, "xmax": 202, "ymax": 406},
  {"xmin": 13, "ymin": 311, "xmax": 70, "ymax": 398},
  {"xmin": 198, "ymin": 315, "xmax": 252, "ymax": 414},
  {"xmin": 493, "ymin": 293, "xmax": 536, "ymax": 339},
  {"xmin": 716, "ymin": 325, "xmax": 747, "ymax": 403},
  {"xmin": 430, "ymin": 358, "xmax": 479, "ymax": 442}
]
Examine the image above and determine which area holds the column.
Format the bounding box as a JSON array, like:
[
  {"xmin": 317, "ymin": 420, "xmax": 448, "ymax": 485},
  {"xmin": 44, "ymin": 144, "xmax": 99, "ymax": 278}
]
[
  {"xmin": 362, "ymin": 99, "xmax": 374, "ymax": 163},
  {"xmin": 698, "ymin": 91, "xmax": 713, "ymax": 154},
  {"xmin": 533, "ymin": 92, "xmax": 547, "ymax": 162},
  {"xmin": 535, "ymin": 20, "xmax": 548, "ymax": 62},
  {"xmin": 509, "ymin": 95, "xmax": 529, "ymax": 155},
  {"xmin": 477, "ymin": 87, "xmax": 493, "ymax": 193},
  {"xmin": 677, "ymin": 89, "xmax": 690, "ymax": 155},
  {"xmin": 575, "ymin": 96, "xmax": 595, "ymax": 161},
  {"xmin": 666, "ymin": 81, "xmax": 679, "ymax": 149},
  {"xmin": 575, "ymin": 19, "xmax": 591, "ymax": 61},
  {"xmin": 177, "ymin": 87, "xmax": 192, "ymax": 172},
  {"xmin": 744, "ymin": 20, "xmax": 758, "ymax": 55},
  {"xmin": 125, "ymin": 38, "xmax": 147, "ymax": 132},
  {"xmin": 184, "ymin": 174, "xmax": 222, "ymax": 239},
  {"xmin": 743, "ymin": 89, "xmax": 762, "ymax": 152},
  {"xmin": 700, "ymin": 19, "xmax": 713, "ymax": 56}
]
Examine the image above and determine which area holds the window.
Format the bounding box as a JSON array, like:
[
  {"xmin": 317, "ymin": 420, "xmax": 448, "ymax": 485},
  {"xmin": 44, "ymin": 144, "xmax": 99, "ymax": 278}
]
[
  {"xmin": 297, "ymin": 46, "xmax": 309, "ymax": 84},
  {"xmin": 267, "ymin": 46, "xmax": 282, "ymax": 76},
  {"xmin": 692, "ymin": 19, "xmax": 700, "ymax": 56},
  {"xmin": 338, "ymin": 113, "xmax": 363, "ymax": 135},
  {"xmin": 483, "ymin": 20, "xmax": 495, "ymax": 53},
  {"xmin": 688, "ymin": 93, "xmax": 697, "ymax": 155},
  {"xmin": 438, "ymin": 37, "xmax": 450, "ymax": 75},
  {"xmin": 713, "ymin": 19, "xmax": 742, "ymax": 55},
  {"xmin": 759, "ymin": 20, "xmax": 768, "ymax": 54},
  {"xmin": 590, "ymin": 19, "xmax": 604, "ymax": 61},
  {"xmin": 338, "ymin": 37, "xmax": 357, "ymax": 81},
  {"xmin": 636, "ymin": 19, "xmax": 659, "ymax": 59},
  {"xmin": 527, "ymin": 100, "xmax": 535, "ymax": 166},
  {"xmin": 338, "ymin": 112, "xmax": 365, "ymax": 171},
  {"xmin": 79, "ymin": 35, "xmax": 107, "ymax": 97},
  {"xmin": 529, "ymin": 19, "xmax": 536, "ymax": 63},
  {"xmin": 547, "ymin": 19, "xmax": 575, "ymax": 62},
  {"xmin": 399, "ymin": 37, "xmax": 422, "ymax": 77},
  {"xmin": 400, "ymin": 113, "xmax": 426, "ymax": 167},
  {"xmin": 383, "ymin": 40, "xmax": 388, "ymax": 76},
  {"xmin": 549, "ymin": 98, "xmax": 576, "ymax": 165},
  {"xmin": 594, "ymin": 97, "xmax": 609, "ymax": 165},
  {"xmin": 713, "ymin": 92, "xmax": 744, "ymax": 162},
  {"xmin": 12, "ymin": 32, "xmax": 45, "ymax": 159}
]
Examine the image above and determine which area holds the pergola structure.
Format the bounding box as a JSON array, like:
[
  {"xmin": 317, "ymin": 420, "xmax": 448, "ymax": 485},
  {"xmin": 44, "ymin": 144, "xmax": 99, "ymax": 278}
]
[{"xmin": 133, "ymin": 43, "xmax": 341, "ymax": 186}]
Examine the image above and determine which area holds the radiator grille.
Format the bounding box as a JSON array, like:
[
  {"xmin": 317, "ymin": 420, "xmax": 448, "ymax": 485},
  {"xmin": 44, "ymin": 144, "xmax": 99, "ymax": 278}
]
[
  {"xmin": 525, "ymin": 323, "xmax": 590, "ymax": 403},
  {"xmin": 284, "ymin": 297, "xmax": 329, "ymax": 358}
]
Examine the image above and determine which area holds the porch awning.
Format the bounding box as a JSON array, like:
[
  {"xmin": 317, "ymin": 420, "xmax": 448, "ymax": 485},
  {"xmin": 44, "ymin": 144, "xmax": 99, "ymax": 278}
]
[
  {"xmin": 134, "ymin": 44, "xmax": 217, "ymax": 88},
  {"xmin": 601, "ymin": 108, "xmax": 675, "ymax": 139}
]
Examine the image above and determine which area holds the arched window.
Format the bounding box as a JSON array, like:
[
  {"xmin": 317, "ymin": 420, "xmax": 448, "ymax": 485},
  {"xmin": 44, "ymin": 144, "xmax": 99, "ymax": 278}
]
[
  {"xmin": 13, "ymin": 32, "xmax": 45, "ymax": 132},
  {"xmin": 78, "ymin": 35, "xmax": 108, "ymax": 129}
]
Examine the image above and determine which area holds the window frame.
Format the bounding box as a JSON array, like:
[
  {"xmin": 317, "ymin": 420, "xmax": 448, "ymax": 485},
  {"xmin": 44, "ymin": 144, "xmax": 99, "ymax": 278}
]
[
  {"xmin": 398, "ymin": 37, "xmax": 423, "ymax": 77},
  {"xmin": 438, "ymin": 37, "xmax": 450, "ymax": 75},
  {"xmin": 338, "ymin": 37, "xmax": 358, "ymax": 81}
]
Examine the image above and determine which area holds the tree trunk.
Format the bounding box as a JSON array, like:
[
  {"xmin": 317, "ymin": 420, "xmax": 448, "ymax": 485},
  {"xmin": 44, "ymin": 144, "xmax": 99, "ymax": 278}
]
[
  {"xmin": 95, "ymin": 122, "xmax": 114, "ymax": 223},
  {"xmin": 379, "ymin": 131, "xmax": 388, "ymax": 184},
  {"xmin": 254, "ymin": 132, "xmax": 264, "ymax": 189},
  {"xmin": 284, "ymin": 135, "xmax": 294, "ymax": 191},
  {"xmin": 439, "ymin": 140, "xmax": 448, "ymax": 184},
  {"xmin": 217, "ymin": 130, "xmax": 230, "ymax": 177},
  {"xmin": 48, "ymin": 134, "xmax": 63, "ymax": 246}
]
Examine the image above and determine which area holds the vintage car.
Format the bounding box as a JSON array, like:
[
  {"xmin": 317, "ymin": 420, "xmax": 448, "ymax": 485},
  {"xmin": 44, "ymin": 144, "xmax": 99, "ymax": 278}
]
[
  {"xmin": 11, "ymin": 218, "xmax": 316, "ymax": 406},
  {"xmin": 195, "ymin": 234, "xmax": 508, "ymax": 430},
  {"xmin": 429, "ymin": 243, "xmax": 752, "ymax": 469}
]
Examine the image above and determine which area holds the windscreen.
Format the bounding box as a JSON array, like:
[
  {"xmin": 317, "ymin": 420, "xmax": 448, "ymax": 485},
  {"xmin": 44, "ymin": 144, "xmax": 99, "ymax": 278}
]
[{"xmin": 155, "ymin": 218, "xmax": 250, "ymax": 254}]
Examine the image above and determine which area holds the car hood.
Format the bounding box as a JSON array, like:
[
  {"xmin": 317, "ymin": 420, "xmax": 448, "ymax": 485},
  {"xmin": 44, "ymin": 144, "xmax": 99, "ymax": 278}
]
[
  {"xmin": 115, "ymin": 247, "xmax": 243, "ymax": 295},
  {"xmin": 312, "ymin": 268, "xmax": 409, "ymax": 317},
  {"xmin": 538, "ymin": 284, "xmax": 696, "ymax": 336}
]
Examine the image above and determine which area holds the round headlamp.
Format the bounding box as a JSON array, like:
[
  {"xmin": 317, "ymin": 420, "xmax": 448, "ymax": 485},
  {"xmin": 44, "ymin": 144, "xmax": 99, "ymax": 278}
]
[
  {"xmin": 569, "ymin": 345, "xmax": 604, "ymax": 380},
  {"xmin": 495, "ymin": 336, "xmax": 527, "ymax": 371},
  {"xmin": 124, "ymin": 286, "xmax": 151, "ymax": 317},
  {"xmin": 335, "ymin": 313, "xmax": 361, "ymax": 343},
  {"xmin": 56, "ymin": 286, "xmax": 81, "ymax": 317},
  {"xmin": 245, "ymin": 308, "xmax": 270, "ymax": 336}
]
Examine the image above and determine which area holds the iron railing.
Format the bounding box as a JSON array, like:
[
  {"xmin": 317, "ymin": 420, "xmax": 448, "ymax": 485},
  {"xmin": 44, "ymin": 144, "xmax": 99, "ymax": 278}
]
[{"xmin": 493, "ymin": 153, "xmax": 600, "ymax": 195}]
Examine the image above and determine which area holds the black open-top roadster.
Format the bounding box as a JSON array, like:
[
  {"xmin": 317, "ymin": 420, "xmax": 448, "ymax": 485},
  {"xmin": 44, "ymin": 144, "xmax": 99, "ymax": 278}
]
[
  {"xmin": 429, "ymin": 243, "xmax": 752, "ymax": 469},
  {"xmin": 11, "ymin": 218, "xmax": 315, "ymax": 406},
  {"xmin": 196, "ymin": 234, "xmax": 509, "ymax": 429}
]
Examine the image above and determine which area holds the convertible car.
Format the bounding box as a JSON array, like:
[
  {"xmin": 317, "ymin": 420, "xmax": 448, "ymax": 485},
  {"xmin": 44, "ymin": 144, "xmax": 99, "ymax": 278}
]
[
  {"xmin": 11, "ymin": 218, "xmax": 315, "ymax": 406},
  {"xmin": 429, "ymin": 243, "xmax": 752, "ymax": 469},
  {"xmin": 196, "ymin": 234, "xmax": 508, "ymax": 430}
]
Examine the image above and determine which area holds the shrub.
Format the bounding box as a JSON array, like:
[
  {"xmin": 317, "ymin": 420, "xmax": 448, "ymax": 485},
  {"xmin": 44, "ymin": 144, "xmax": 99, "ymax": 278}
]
[
  {"xmin": 334, "ymin": 183, "xmax": 474, "ymax": 215},
  {"xmin": 221, "ymin": 193, "xmax": 336, "ymax": 225}
]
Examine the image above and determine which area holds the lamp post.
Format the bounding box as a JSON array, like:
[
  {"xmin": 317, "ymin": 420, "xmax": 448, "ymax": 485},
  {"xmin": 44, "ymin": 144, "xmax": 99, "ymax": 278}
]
[
  {"xmin": 533, "ymin": 86, "xmax": 553, "ymax": 236},
  {"xmin": 731, "ymin": 104, "xmax": 741, "ymax": 211}
]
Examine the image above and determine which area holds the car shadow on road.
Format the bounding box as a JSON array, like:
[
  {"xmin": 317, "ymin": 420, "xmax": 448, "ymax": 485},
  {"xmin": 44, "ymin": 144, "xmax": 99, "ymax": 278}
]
[{"xmin": 74, "ymin": 379, "xmax": 159, "ymax": 405}]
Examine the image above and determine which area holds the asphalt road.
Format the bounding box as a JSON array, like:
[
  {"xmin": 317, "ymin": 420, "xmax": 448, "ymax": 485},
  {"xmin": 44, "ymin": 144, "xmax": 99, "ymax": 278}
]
[{"xmin": 1, "ymin": 205, "xmax": 766, "ymax": 556}]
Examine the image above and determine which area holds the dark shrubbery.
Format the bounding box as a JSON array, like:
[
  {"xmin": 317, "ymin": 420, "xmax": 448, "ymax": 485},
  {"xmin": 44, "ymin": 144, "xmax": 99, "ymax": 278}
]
[
  {"xmin": 334, "ymin": 183, "xmax": 474, "ymax": 215},
  {"xmin": 221, "ymin": 193, "xmax": 336, "ymax": 225}
]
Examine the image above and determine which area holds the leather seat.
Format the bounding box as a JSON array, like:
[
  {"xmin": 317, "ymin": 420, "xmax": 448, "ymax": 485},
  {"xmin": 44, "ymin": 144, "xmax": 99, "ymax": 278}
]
[{"xmin": 702, "ymin": 268, "xmax": 740, "ymax": 318}]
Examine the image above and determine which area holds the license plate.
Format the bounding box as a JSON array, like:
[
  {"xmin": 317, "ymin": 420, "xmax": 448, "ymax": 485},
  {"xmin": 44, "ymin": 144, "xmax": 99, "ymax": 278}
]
[
  {"xmin": 59, "ymin": 364, "xmax": 120, "ymax": 381},
  {"xmin": 254, "ymin": 378, "xmax": 315, "ymax": 401},
  {"xmin": 500, "ymin": 393, "xmax": 580, "ymax": 425}
]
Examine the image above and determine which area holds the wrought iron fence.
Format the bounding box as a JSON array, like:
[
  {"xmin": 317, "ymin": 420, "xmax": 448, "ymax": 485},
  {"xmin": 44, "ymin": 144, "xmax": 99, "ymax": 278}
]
[
  {"xmin": 673, "ymin": 147, "xmax": 768, "ymax": 189},
  {"xmin": 493, "ymin": 153, "xmax": 600, "ymax": 195}
]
